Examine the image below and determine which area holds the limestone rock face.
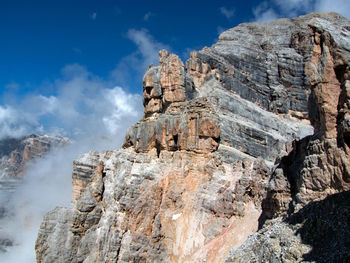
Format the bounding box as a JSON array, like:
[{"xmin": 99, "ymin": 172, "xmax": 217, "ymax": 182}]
[
  {"xmin": 36, "ymin": 12, "xmax": 350, "ymax": 263},
  {"xmin": 0, "ymin": 134, "xmax": 70, "ymax": 192},
  {"xmin": 143, "ymin": 50, "xmax": 194, "ymax": 117}
]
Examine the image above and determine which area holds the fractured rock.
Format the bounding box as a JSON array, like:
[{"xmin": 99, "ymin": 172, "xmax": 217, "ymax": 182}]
[{"xmin": 36, "ymin": 12, "xmax": 350, "ymax": 263}]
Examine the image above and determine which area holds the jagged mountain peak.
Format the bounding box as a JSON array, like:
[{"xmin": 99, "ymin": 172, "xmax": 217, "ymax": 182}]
[{"xmin": 35, "ymin": 12, "xmax": 350, "ymax": 262}]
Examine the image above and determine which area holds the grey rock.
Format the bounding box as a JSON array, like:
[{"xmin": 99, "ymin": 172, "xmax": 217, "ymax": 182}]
[
  {"xmin": 0, "ymin": 134, "xmax": 69, "ymax": 254},
  {"xmin": 35, "ymin": 12, "xmax": 350, "ymax": 263},
  {"xmin": 226, "ymin": 191, "xmax": 350, "ymax": 263}
]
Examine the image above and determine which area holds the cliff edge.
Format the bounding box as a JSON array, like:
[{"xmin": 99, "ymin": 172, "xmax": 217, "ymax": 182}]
[{"xmin": 36, "ymin": 12, "xmax": 350, "ymax": 262}]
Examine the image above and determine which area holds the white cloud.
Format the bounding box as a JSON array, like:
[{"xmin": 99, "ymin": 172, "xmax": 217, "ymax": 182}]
[
  {"xmin": 111, "ymin": 28, "xmax": 170, "ymax": 87},
  {"xmin": 253, "ymin": 0, "xmax": 350, "ymax": 22},
  {"xmin": 315, "ymin": 0, "xmax": 350, "ymax": 18},
  {"xmin": 219, "ymin": 6, "xmax": 235, "ymax": 19},
  {"xmin": 0, "ymin": 67, "xmax": 143, "ymax": 262},
  {"xmin": 143, "ymin": 11, "xmax": 153, "ymax": 21},
  {"xmin": 90, "ymin": 12, "xmax": 97, "ymax": 20},
  {"xmin": 0, "ymin": 145, "xmax": 74, "ymax": 262},
  {"xmin": 0, "ymin": 105, "xmax": 42, "ymax": 139},
  {"xmin": 0, "ymin": 64, "xmax": 143, "ymax": 141},
  {"xmin": 253, "ymin": 2, "xmax": 280, "ymax": 22},
  {"xmin": 0, "ymin": 29, "xmax": 168, "ymax": 141},
  {"xmin": 126, "ymin": 28, "xmax": 169, "ymax": 68},
  {"xmin": 102, "ymin": 87, "xmax": 142, "ymax": 134},
  {"xmin": 0, "ymin": 27, "xmax": 170, "ymax": 262}
]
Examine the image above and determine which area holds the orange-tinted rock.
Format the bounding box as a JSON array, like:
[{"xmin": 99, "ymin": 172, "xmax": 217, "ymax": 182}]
[
  {"xmin": 36, "ymin": 12, "xmax": 350, "ymax": 263},
  {"xmin": 124, "ymin": 101, "xmax": 221, "ymax": 154},
  {"xmin": 1, "ymin": 134, "xmax": 68, "ymax": 179},
  {"xmin": 186, "ymin": 51, "xmax": 217, "ymax": 87},
  {"xmin": 143, "ymin": 50, "xmax": 187, "ymax": 117},
  {"xmin": 199, "ymin": 118, "xmax": 220, "ymax": 138},
  {"xmin": 144, "ymin": 98, "xmax": 163, "ymax": 114},
  {"xmin": 305, "ymin": 27, "xmax": 343, "ymax": 139}
]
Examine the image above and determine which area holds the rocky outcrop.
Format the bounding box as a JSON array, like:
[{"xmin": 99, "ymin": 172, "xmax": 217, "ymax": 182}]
[
  {"xmin": 0, "ymin": 134, "xmax": 69, "ymax": 253},
  {"xmin": 0, "ymin": 134, "xmax": 69, "ymax": 192},
  {"xmin": 36, "ymin": 12, "xmax": 350, "ymax": 262}
]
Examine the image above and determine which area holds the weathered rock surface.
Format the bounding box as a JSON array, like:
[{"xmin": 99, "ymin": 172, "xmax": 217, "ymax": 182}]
[
  {"xmin": 225, "ymin": 191, "xmax": 350, "ymax": 263},
  {"xmin": 36, "ymin": 12, "xmax": 350, "ymax": 262},
  {"xmin": 0, "ymin": 134, "xmax": 70, "ymax": 190}
]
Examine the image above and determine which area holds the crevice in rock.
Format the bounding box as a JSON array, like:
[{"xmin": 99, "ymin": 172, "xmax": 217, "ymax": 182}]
[
  {"xmin": 259, "ymin": 136, "xmax": 311, "ymax": 228},
  {"xmin": 173, "ymin": 134, "xmax": 178, "ymax": 147},
  {"xmin": 335, "ymin": 63, "xmax": 350, "ymax": 148},
  {"xmin": 100, "ymin": 171, "xmax": 106, "ymax": 202},
  {"xmin": 213, "ymin": 135, "xmax": 220, "ymax": 145},
  {"xmin": 122, "ymin": 132, "xmax": 134, "ymax": 149},
  {"xmin": 284, "ymin": 137, "xmax": 311, "ymax": 198},
  {"xmin": 143, "ymin": 97, "xmax": 150, "ymax": 107},
  {"xmin": 145, "ymin": 86, "xmax": 153, "ymax": 95},
  {"xmin": 155, "ymin": 140, "xmax": 161, "ymax": 158},
  {"xmin": 307, "ymin": 90, "xmax": 321, "ymax": 137}
]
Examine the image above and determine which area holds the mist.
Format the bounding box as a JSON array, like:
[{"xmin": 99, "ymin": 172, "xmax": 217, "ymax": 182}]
[
  {"xmin": 0, "ymin": 114, "xmax": 142, "ymax": 262},
  {"xmin": 0, "ymin": 136, "xmax": 136, "ymax": 262},
  {"xmin": 0, "ymin": 70, "xmax": 143, "ymax": 262},
  {"xmin": 0, "ymin": 25, "xmax": 172, "ymax": 262}
]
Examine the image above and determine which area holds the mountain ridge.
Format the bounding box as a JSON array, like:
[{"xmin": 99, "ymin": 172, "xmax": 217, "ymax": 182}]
[{"xmin": 35, "ymin": 12, "xmax": 350, "ymax": 262}]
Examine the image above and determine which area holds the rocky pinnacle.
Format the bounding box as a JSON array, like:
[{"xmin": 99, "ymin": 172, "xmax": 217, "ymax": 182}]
[{"xmin": 36, "ymin": 12, "xmax": 350, "ymax": 262}]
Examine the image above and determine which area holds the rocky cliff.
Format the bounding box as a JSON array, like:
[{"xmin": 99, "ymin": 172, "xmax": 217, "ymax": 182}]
[
  {"xmin": 0, "ymin": 134, "xmax": 69, "ymax": 253},
  {"xmin": 36, "ymin": 12, "xmax": 350, "ymax": 262},
  {"xmin": 0, "ymin": 134, "xmax": 69, "ymax": 193}
]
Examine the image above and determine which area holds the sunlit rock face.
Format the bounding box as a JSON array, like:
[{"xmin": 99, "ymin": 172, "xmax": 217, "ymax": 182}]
[{"xmin": 36, "ymin": 12, "xmax": 350, "ymax": 262}]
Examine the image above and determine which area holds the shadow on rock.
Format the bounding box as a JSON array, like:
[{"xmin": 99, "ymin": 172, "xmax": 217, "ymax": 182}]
[
  {"xmin": 287, "ymin": 190, "xmax": 350, "ymax": 262},
  {"xmin": 259, "ymin": 135, "xmax": 311, "ymax": 228}
]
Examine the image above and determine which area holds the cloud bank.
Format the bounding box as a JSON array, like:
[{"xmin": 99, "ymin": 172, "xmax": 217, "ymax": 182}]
[
  {"xmin": 0, "ymin": 65, "xmax": 143, "ymax": 262},
  {"xmin": 0, "ymin": 105, "xmax": 43, "ymax": 140},
  {"xmin": 0, "ymin": 27, "xmax": 170, "ymax": 142},
  {"xmin": 0, "ymin": 64, "xmax": 143, "ymax": 142}
]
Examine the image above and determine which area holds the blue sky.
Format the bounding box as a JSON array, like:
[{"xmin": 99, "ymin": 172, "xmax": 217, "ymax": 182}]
[
  {"xmin": 1, "ymin": 0, "xmax": 350, "ymax": 140},
  {"xmin": 0, "ymin": 0, "xmax": 261, "ymax": 94},
  {"xmin": 2, "ymin": 2, "xmax": 350, "ymax": 262}
]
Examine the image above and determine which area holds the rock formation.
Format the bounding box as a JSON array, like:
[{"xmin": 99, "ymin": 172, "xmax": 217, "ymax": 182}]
[
  {"xmin": 0, "ymin": 134, "xmax": 69, "ymax": 192},
  {"xmin": 36, "ymin": 12, "xmax": 350, "ymax": 262},
  {"xmin": 0, "ymin": 134, "xmax": 69, "ymax": 252}
]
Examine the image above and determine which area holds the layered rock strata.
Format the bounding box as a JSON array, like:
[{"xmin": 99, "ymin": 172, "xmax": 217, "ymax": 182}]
[
  {"xmin": 36, "ymin": 12, "xmax": 350, "ymax": 262},
  {"xmin": 0, "ymin": 134, "xmax": 70, "ymax": 192}
]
